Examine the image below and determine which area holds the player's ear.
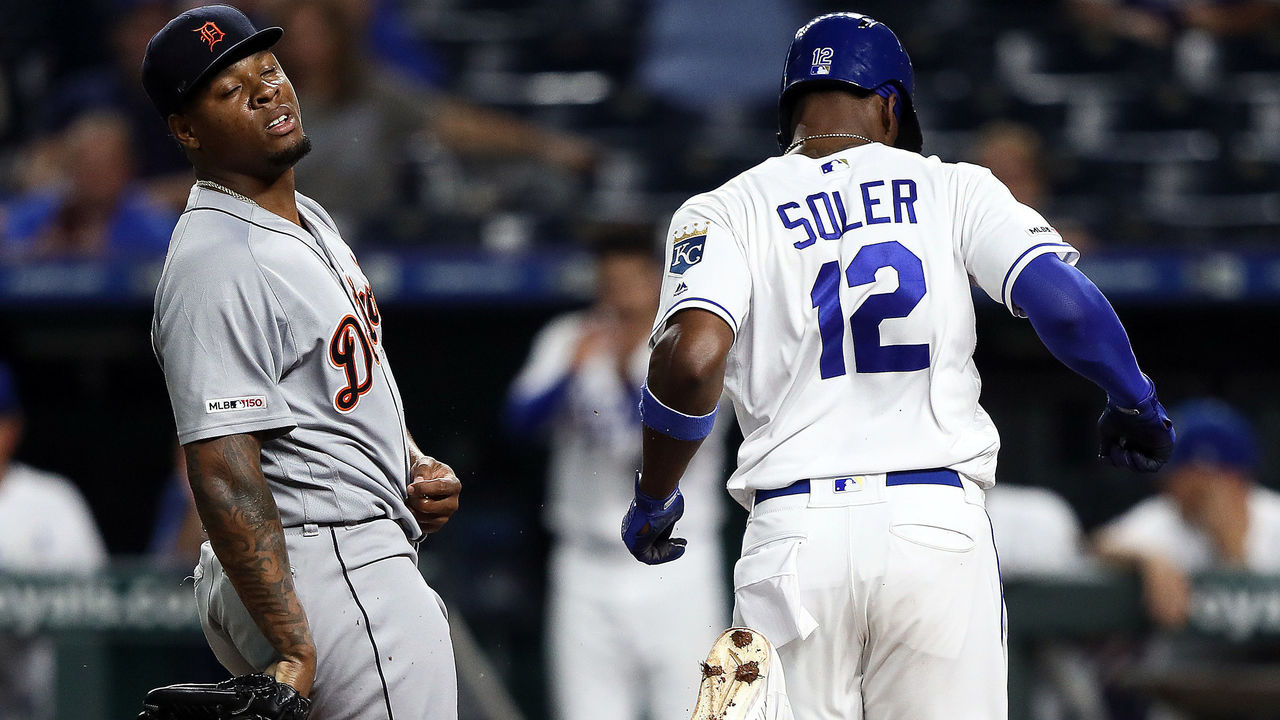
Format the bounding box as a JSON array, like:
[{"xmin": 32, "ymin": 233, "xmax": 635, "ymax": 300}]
[
  {"xmin": 881, "ymin": 92, "xmax": 900, "ymax": 146},
  {"xmin": 168, "ymin": 112, "xmax": 200, "ymax": 151}
]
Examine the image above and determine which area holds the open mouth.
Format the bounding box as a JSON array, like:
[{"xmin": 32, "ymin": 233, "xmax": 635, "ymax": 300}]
[{"xmin": 266, "ymin": 112, "xmax": 297, "ymax": 135}]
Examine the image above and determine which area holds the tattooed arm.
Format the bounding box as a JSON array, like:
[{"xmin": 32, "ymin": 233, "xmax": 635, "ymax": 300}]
[{"xmin": 184, "ymin": 433, "xmax": 316, "ymax": 696}]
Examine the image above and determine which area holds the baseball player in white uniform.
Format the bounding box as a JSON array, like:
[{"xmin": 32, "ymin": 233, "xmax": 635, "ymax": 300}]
[
  {"xmin": 620, "ymin": 13, "xmax": 1177, "ymax": 720},
  {"xmin": 143, "ymin": 6, "xmax": 460, "ymax": 719},
  {"xmin": 505, "ymin": 240, "xmax": 730, "ymax": 720}
]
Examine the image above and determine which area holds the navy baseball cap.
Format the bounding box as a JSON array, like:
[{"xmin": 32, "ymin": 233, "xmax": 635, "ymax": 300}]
[
  {"xmin": 1167, "ymin": 398, "xmax": 1258, "ymax": 473},
  {"xmin": 141, "ymin": 4, "xmax": 283, "ymax": 118},
  {"xmin": 0, "ymin": 362, "xmax": 19, "ymax": 417}
]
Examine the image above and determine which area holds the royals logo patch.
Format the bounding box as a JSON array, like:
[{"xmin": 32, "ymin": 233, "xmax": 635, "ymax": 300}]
[{"xmin": 669, "ymin": 224, "xmax": 707, "ymax": 275}]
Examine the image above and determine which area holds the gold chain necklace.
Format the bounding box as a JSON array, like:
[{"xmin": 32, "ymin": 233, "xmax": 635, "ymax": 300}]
[
  {"xmin": 785, "ymin": 132, "xmax": 873, "ymax": 154},
  {"xmin": 195, "ymin": 179, "xmax": 261, "ymax": 208}
]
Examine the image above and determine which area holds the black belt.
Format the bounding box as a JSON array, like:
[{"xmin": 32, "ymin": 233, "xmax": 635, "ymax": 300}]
[{"xmin": 753, "ymin": 468, "xmax": 962, "ymax": 506}]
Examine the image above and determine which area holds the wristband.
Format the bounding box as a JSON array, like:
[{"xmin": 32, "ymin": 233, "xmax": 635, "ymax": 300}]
[
  {"xmin": 639, "ymin": 384, "xmax": 717, "ymax": 441},
  {"xmin": 633, "ymin": 472, "xmax": 681, "ymax": 512},
  {"xmin": 1109, "ymin": 373, "xmax": 1156, "ymax": 414}
]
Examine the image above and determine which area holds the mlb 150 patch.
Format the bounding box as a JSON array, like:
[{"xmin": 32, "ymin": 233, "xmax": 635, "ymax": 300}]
[
  {"xmin": 206, "ymin": 395, "xmax": 268, "ymax": 413},
  {"xmin": 670, "ymin": 224, "xmax": 708, "ymax": 275}
]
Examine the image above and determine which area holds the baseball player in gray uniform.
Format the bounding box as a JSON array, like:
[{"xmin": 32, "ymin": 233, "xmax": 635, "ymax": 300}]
[{"xmin": 142, "ymin": 6, "xmax": 460, "ymax": 719}]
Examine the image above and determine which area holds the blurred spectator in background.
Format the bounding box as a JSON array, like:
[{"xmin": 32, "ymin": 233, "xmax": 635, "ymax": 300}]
[
  {"xmin": 0, "ymin": 112, "xmax": 175, "ymax": 259},
  {"xmin": 970, "ymin": 121, "xmax": 1097, "ymax": 251},
  {"xmin": 988, "ymin": 483, "xmax": 1108, "ymax": 720},
  {"xmin": 44, "ymin": 0, "xmax": 192, "ymax": 209},
  {"xmin": 989, "ymin": 481, "xmax": 1090, "ymax": 575},
  {"xmin": 327, "ymin": 0, "xmax": 447, "ymax": 88},
  {"xmin": 147, "ymin": 441, "xmax": 203, "ymax": 570},
  {"xmin": 1095, "ymin": 398, "xmax": 1280, "ymax": 628},
  {"xmin": 1068, "ymin": 0, "xmax": 1280, "ymax": 48},
  {"xmin": 504, "ymin": 230, "xmax": 729, "ymax": 720},
  {"xmin": 269, "ymin": 0, "xmax": 597, "ymax": 241},
  {"xmin": 636, "ymin": 0, "xmax": 803, "ymax": 120},
  {"xmin": 632, "ymin": 0, "xmax": 804, "ymax": 192},
  {"xmin": 0, "ymin": 362, "xmax": 107, "ymax": 720},
  {"xmin": 1066, "ymin": 0, "xmax": 1280, "ymax": 97},
  {"xmin": 1092, "ymin": 400, "xmax": 1280, "ymax": 719}
]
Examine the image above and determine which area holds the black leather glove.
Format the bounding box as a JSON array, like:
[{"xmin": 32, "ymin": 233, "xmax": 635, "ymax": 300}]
[
  {"xmin": 138, "ymin": 673, "xmax": 311, "ymax": 720},
  {"xmin": 1098, "ymin": 376, "xmax": 1175, "ymax": 473}
]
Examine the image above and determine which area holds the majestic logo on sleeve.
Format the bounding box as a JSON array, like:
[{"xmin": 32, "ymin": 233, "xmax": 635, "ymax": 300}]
[
  {"xmin": 193, "ymin": 21, "xmax": 226, "ymax": 51},
  {"xmin": 328, "ymin": 314, "xmax": 375, "ymax": 413},
  {"xmin": 669, "ymin": 223, "xmax": 708, "ymax": 275}
]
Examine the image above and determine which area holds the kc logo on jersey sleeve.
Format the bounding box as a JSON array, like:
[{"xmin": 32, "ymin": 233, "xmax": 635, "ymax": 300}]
[{"xmin": 669, "ymin": 223, "xmax": 708, "ymax": 275}]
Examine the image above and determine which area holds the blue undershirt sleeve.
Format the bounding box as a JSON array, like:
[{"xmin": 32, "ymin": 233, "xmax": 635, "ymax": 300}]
[
  {"xmin": 503, "ymin": 374, "xmax": 572, "ymax": 438},
  {"xmin": 1010, "ymin": 254, "xmax": 1151, "ymax": 406}
]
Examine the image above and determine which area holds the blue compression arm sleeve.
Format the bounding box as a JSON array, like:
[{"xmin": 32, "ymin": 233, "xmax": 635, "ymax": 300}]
[
  {"xmin": 1010, "ymin": 255, "xmax": 1151, "ymax": 406},
  {"xmin": 503, "ymin": 374, "xmax": 571, "ymax": 438}
]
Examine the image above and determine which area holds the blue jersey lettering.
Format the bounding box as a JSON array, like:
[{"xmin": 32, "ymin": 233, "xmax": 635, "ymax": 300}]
[
  {"xmin": 776, "ymin": 179, "xmax": 918, "ymax": 248},
  {"xmin": 861, "ymin": 180, "xmax": 890, "ymax": 225},
  {"xmin": 776, "ymin": 202, "xmax": 817, "ymax": 249},
  {"xmin": 892, "ymin": 179, "xmax": 918, "ymax": 224}
]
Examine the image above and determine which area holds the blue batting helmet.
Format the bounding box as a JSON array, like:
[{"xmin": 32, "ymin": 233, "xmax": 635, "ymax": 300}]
[{"xmin": 778, "ymin": 13, "xmax": 922, "ymax": 153}]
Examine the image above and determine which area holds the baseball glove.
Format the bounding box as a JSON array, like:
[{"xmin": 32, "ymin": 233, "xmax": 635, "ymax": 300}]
[{"xmin": 138, "ymin": 673, "xmax": 311, "ymax": 720}]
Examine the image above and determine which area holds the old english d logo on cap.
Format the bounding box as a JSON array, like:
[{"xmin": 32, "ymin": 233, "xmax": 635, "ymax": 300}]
[
  {"xmin": 194, "ymin": 21, "xmax": 226, "ymax": 51},
  {"xmin": 142, "ymin": 5, "xmax": 283, "ymax": 117}
]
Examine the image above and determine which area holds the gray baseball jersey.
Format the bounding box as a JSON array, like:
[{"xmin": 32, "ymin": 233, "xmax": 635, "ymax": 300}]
[{"xmin": 152, "ymin": 185, "xmax": 418, "ymax": 541}]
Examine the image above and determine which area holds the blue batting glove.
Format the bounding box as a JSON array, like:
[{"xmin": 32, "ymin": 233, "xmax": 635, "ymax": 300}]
[
  {"xmin": 1098, "ymin": 377, "xmax": 1176, "ymax": 473},
  {"xmin": 621, "ymin": 474, "xmax": 686, "ymax": 565}
]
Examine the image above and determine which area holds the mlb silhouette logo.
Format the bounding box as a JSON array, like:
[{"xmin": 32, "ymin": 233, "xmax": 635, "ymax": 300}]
[
  {"xmin": 834, "ymin": 476, "xmax": 862, "ymax": 492},
  {"xmin": 821, "ymin": 158, "xmax": 849, "ymax": 174}
]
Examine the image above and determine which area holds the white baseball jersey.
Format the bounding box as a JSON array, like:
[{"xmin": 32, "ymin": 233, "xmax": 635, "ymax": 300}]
[
  {"xmin": 984, "ymin": 484, "xmax": 1089, "ymax": 575},
  {"xmin": 0, "ymin": 462, "xmax": 107, "ymax": 720},
  {"xmin": 508, "ymin": 312, "xmax": 731, "ymax": 720},
  {"xmin": 1097, "ymin": 487, "xmax": 1280, "ymax": 572},
  {"xmin": 650, "ymin": 142, "xmax": 1078, "ymax": 506},
  {"xmin": 508, "ymin": 311, "xmax": 727, "ymax": 550}
]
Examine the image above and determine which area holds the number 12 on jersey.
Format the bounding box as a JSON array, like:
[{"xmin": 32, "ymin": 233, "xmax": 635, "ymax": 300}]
[{"xmin": 810, "ymin": 240, "xmax": 930, "ymax": 378}]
